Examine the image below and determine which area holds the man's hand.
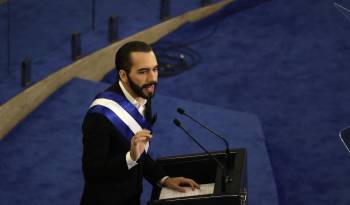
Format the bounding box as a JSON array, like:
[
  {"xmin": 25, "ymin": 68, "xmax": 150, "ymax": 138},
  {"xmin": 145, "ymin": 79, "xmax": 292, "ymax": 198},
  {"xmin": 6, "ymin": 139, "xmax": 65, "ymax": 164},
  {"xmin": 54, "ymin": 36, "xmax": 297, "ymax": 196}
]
[
  {"xmin": 163, "ymin": 177, "xmax": 200, "ymax": 193},
  {"xmin": 130, "ymin": 129, "xmax": 152, "ymax": 161}
]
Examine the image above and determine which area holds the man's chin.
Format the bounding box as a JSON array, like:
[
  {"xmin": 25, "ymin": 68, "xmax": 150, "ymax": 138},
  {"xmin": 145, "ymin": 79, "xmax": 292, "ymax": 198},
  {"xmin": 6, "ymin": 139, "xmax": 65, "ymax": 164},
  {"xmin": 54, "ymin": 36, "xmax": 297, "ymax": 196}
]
[{"xmin": 142, "ymin": 91, "xmax": 155, "ymax": 99}]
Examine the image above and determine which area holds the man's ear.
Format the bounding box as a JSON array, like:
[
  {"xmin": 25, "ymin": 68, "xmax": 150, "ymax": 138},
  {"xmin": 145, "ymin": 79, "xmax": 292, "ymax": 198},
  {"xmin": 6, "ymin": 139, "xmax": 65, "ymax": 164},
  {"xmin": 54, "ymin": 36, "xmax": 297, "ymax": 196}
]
[{"xmin": 119, "ymin": 69, "xmax": 128, "ymax": 84}]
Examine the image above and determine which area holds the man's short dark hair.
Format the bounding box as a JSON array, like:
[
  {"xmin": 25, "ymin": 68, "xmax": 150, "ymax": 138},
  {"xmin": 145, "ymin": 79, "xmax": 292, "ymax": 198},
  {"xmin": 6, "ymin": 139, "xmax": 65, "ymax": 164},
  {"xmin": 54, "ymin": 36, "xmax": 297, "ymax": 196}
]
[{"xmin": 115, "ymin": 41, "xmax": 153, "ymax": 74}]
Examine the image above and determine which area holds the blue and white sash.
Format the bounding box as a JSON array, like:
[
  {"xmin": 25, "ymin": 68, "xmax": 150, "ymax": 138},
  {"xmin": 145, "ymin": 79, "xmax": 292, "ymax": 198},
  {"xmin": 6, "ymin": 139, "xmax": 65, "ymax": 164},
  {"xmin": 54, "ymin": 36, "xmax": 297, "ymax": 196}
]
[{"xmin": 88, "ymin": 91, "xmax": 152, "ymax": 149}]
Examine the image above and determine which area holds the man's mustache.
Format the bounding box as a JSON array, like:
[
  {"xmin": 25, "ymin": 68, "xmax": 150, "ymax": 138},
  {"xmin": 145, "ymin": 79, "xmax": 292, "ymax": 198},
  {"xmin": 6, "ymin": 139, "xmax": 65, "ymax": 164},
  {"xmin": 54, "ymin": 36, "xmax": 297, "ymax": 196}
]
[{"xmin": 141, "ymin": 82, "xmax": 158, "ymax": 89}]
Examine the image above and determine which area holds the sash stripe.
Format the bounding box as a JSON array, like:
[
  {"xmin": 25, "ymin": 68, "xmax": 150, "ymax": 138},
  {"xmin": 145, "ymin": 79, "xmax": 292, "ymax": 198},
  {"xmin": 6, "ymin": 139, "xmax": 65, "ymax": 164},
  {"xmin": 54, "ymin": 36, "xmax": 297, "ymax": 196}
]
[
  {"xmin": 88, "ymin": 105, "xmax": 134, "ymax": 142},
  {"xmin": 90, "ymin": 98, "xmax": 142, "ymax": 134},
  {"xmin": 95, "ymin": 91, "xmax": 152, "ymax": 130}
]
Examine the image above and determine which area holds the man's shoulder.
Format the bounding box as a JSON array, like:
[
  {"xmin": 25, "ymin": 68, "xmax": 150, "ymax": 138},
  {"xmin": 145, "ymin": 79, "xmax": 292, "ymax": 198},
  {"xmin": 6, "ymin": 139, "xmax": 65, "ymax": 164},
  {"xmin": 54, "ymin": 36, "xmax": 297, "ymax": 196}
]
[
  {"xmin": 82, "ymin": 111, "xmax": 112, "ymax": 130},
  {"xmin": 105, "ymin": 82, "xmax": 122, "ymax": 94}
]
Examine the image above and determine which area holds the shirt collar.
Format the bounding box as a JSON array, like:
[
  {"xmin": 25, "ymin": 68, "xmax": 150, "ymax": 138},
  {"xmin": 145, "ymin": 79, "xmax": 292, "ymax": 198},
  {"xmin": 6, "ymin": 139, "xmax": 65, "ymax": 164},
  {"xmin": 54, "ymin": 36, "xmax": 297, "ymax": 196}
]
[{"xmin": 119, "ymin": 80, "xmax": 147, "ymax": 108}]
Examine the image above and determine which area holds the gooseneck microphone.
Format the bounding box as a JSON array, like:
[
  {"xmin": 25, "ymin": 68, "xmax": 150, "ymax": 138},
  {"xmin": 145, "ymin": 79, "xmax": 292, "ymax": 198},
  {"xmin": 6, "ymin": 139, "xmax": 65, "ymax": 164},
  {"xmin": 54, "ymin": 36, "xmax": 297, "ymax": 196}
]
[
  {"xmin": 177, "ymin": 107, "xmax": 232, "ymax": 168},
  {"xmin": 173, "ymin": 118, "xmax": 231, "ymax": 192}
]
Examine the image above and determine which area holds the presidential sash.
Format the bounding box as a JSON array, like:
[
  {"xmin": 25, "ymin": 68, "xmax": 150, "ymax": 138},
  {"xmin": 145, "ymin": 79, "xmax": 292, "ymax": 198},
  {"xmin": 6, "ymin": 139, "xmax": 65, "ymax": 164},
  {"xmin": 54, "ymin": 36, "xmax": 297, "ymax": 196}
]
[{"xmin": 88, "ymin": 91, "xmax": 152, "ymax": 155}]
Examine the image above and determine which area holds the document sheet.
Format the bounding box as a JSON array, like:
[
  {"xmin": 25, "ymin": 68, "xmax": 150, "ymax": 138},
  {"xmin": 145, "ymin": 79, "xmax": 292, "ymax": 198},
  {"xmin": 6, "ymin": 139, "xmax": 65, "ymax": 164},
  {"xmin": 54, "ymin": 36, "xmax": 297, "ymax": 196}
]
[{"xmin": 159, "ymin": 183, "xmax": 215, "ymax": 200}]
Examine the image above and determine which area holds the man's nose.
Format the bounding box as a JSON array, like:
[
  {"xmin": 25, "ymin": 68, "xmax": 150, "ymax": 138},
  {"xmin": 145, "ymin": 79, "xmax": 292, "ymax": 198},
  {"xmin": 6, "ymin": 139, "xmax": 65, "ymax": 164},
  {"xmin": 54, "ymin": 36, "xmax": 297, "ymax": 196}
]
[{"xmin": 148, "ymin": 70, "xmax": 158, "ymax": 82}]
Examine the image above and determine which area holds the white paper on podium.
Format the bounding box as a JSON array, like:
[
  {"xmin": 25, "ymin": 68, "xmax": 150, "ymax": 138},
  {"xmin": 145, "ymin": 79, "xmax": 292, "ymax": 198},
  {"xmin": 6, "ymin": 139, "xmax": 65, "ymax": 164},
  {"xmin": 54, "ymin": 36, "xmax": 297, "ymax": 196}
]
[{"xmin": 159, "ymin": 183, "xmax": 215, "ymax": 200}]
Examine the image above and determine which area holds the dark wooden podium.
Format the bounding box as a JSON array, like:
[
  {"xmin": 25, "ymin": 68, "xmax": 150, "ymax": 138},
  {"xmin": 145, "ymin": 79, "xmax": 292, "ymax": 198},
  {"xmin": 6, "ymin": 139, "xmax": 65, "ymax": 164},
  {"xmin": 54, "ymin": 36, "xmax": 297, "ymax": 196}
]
[{"xmin": 148, "ymin": 148, "xmax": 247, "ymax": 205}]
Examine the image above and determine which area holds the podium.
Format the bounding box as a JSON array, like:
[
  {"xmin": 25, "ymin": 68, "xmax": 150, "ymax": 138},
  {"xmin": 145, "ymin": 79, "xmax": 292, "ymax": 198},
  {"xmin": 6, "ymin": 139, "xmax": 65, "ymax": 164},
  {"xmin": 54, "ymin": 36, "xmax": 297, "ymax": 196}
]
[{"xmin": 148, "ymin": 148, "xmax": 247, "ymax": 205}]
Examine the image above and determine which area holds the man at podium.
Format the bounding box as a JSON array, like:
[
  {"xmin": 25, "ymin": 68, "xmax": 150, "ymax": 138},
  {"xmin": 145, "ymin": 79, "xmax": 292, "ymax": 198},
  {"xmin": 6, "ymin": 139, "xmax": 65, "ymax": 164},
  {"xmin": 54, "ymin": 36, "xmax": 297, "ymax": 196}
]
[{"xmin": 80, "ymin": 41, "xmax": 199, "ymax": 205}]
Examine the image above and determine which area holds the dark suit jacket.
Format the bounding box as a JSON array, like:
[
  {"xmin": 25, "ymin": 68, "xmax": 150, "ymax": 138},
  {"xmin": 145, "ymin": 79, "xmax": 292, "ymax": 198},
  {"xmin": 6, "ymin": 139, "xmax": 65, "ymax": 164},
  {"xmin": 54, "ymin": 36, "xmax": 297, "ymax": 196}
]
[{"xmin": 80, "ymin": 83, "xmax": 166, "ymax": 205}]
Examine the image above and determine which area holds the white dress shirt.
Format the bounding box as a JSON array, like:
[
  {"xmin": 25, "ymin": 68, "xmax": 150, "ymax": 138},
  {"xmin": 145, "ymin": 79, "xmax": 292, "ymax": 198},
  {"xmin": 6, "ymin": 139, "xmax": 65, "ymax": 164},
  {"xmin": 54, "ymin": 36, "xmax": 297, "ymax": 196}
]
[{"xmin": 119, "ymin": 81, "xmax": 168, "ymax": 185}]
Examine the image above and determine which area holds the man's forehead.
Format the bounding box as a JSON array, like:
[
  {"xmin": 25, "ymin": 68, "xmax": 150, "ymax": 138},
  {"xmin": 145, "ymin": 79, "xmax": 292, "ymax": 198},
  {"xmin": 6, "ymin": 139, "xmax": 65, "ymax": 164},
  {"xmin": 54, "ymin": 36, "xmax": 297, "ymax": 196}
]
[
  {"xmin": 130, "ymin": 51, "xmax": 156, "ymax": 60},
  {"xmin": 130, "ymin": 51, "xmax": 157, "ymax": 68}
]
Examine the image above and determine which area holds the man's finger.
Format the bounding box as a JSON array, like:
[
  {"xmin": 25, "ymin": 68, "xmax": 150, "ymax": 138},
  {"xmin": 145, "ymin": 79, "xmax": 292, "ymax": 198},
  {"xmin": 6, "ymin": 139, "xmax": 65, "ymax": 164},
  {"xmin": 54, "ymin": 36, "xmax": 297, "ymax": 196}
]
[
  {"xmin": 135, "ymin": 134, "xmax": 152, "ymax": 139},
  {"xmin": 134, "ymin": 134, "xmax": 152, "ymax": 141},
  {"xmin": 135, "ymin": 133, "xmax": 152, "ymax": 139},
  {"xmin": 181, "ymin": 178, "xmax": 200, "ymax": 191},
  {"xmin": 184, "ymin": 178, "xmax": 197, "ymax": 191},
  {"xmin": 137, "ymin": 129, "xmax": 151, "ymax": 135},
  {"xmin": 173, "ymin": 185, "xmax": 186, "ymax": 193},
  {"xmin": 134, "ymin": 136, "xmax": 151, "ymax": 144},
  {"xmin": 189, "ymin": 182, "xmax": 195, "ymax": 191},
  {"xmin": 190, "ymin": 179, "xmax": 200, "ymax": 189}
]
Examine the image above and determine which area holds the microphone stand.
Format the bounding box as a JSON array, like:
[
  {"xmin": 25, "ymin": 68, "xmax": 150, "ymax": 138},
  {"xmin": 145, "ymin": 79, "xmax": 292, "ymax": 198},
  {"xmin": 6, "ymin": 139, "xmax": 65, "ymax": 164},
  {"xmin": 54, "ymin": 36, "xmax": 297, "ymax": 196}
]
[
  {"xmin": 173, "ymin": 119, "xmax": 232, "ymax": 193},
  {"xmin": 177, "ymin": 108, "xmax": 233, "ymax": 170}
]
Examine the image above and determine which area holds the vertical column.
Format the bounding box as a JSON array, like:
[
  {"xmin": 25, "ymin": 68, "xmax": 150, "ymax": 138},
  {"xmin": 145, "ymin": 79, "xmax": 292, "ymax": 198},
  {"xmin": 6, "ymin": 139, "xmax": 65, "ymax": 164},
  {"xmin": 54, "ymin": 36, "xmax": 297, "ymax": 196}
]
[
  {"xmin": 160, "ymin": 0, "xmax": 170, "ymax": 21},
  {"xmin": 71, "ymin": 32, "xmax": 82, "ymax": 60},
  {"xmin": 108, "ymin": 16, "xmax": 119, "ymax": 43},
  {"xmin": 201, "ymin": 0, "xmax": 211, "ymax": 7},
  {"xmin": 21, "ymin": 59, "xmax": 31, "ymax": 87}
]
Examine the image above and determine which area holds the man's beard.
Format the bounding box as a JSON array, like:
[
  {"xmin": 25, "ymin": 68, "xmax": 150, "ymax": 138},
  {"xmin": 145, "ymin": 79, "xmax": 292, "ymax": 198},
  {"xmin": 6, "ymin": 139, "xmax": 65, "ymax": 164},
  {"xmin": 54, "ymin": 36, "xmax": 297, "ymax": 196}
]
[{"xmin": 126, "ymin": 75, "xmax": 157, "ymax": 100}]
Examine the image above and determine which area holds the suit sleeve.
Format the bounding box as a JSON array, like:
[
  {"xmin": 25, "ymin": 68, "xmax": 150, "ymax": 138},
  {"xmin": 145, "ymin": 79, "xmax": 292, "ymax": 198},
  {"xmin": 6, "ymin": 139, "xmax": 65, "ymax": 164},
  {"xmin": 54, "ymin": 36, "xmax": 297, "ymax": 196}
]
[
  {"xmin": 81, "ymin": 113, "xmax": 131, "ymax": 181},
  {"xmin": 142, "ymin": 152, "xmax": 167, "ymax": 186}
]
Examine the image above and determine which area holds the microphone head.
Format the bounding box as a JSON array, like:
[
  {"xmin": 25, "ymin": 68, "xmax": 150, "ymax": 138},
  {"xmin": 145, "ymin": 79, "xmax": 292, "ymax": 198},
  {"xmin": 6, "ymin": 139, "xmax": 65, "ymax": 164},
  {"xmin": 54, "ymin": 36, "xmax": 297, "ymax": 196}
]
[
  {"xmin": 177, "ymin": 107, "xmax": 185, "ymax": 114},
  {"xmin": 173, "ymin": 119, "xmax": 181, "ymax": 127}
]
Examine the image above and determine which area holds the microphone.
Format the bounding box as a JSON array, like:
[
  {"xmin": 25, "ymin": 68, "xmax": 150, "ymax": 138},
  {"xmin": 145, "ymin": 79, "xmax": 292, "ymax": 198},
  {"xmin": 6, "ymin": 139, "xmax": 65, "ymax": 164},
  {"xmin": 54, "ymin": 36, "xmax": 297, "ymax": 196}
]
[
  {"xmin": 173, "ymin": 118, "xmax": 232, "ymax": 192},
  {"xmin": 177, "ymin": 107, "xmax": 232, "ymax": 169}
]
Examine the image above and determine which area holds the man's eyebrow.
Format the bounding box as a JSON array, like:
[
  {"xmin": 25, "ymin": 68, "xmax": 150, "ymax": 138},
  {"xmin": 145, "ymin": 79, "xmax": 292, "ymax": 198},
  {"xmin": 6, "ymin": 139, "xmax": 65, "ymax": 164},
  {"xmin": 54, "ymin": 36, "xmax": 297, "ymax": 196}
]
[
  {"xmin": 137, "ymin": 65, "xmax": 159, "ymax": 71},
  {"xmin": 137, "ymin": 68, "xmax": 150, "ymax": 71}
]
